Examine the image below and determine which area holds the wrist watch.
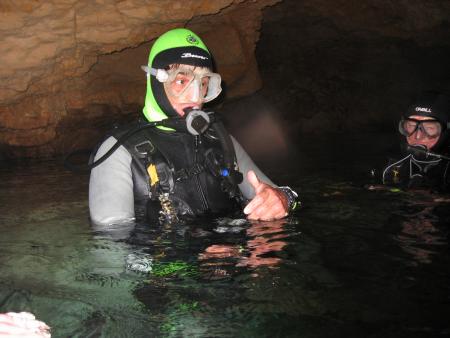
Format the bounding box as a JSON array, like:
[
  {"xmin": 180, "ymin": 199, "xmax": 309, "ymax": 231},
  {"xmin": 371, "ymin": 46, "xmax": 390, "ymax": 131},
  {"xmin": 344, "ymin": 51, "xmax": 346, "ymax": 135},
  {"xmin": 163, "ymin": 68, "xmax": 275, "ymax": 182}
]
[{"xmin": 278, "ymin": 186, "xmax": 299, "ymax": 211}]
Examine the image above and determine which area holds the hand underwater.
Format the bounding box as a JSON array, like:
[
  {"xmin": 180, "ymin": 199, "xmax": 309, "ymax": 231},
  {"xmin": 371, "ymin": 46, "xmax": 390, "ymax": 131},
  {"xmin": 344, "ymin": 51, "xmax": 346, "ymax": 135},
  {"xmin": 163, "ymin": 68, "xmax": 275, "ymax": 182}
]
[{"xmin": 243, "ymin": 170, "xmax": 289, "ymax": 221}]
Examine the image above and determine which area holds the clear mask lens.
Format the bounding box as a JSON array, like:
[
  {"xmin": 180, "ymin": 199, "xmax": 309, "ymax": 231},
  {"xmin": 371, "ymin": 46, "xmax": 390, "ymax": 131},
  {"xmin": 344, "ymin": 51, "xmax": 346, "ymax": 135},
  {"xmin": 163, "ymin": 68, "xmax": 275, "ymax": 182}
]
[
  {"xmin": 400, "ymin": 118, "xmax": 442, "ymax": 138},
  {"xmin": 159, "ymin": 67, "xmax": 222, "ymax": 103}
]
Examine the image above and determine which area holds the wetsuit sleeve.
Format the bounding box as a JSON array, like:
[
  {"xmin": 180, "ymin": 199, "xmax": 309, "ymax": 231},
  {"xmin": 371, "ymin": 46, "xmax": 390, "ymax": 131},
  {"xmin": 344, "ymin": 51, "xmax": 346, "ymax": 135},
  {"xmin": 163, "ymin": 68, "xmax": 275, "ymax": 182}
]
[
  {"xmin": 89, "ymin": 136, "xmax": 135, "ymax": 225},
  {"xmin": 231, "ymin": 136, "xmax": 276, "ymax": 200}
]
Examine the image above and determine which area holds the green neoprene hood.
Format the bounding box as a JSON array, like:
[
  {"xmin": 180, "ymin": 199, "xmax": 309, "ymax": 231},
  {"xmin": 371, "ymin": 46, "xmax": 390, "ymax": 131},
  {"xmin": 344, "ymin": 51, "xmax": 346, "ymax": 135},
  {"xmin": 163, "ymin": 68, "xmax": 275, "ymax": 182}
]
[{"xmin": 142, "ymin": 28, "xmax": 211, "ymax": 122}]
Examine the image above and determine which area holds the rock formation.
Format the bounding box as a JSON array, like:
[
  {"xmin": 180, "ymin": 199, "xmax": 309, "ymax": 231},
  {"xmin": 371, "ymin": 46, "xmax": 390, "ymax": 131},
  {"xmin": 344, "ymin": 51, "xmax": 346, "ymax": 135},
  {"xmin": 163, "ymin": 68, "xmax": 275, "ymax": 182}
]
[
  {"xmin": 0, "ymin": 0, "xmax": 279, "ymax": 157},
  {"xmin": 2, "ymin": 0, "xmax": 449, "ymax": 158}
]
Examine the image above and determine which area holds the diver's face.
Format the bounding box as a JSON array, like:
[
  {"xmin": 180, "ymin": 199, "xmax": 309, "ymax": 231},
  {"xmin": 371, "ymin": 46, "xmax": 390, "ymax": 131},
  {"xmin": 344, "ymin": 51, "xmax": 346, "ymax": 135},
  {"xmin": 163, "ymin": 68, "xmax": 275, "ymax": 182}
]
[
  {"xmin": 164, "ymin": 65, "xmax": 210, "ymax": 117},
  {"xmin": 405, "ymin": 115, "xmax": 440, "ymax": 150}
]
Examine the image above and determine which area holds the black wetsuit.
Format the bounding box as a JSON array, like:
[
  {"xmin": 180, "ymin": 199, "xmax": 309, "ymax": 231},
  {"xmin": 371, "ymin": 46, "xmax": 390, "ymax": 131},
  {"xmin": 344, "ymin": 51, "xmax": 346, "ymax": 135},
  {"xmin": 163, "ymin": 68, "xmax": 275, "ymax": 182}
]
[{"xmin": 383, "ymin": 153, "xmax": 450, "ymax": 192}]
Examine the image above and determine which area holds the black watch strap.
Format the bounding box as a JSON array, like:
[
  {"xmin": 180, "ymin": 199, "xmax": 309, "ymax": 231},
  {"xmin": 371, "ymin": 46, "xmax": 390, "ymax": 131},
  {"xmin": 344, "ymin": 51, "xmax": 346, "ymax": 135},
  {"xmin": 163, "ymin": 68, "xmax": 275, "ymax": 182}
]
[{"xmin": 278, "ymin": 186, "xmax": 299, "ymax": 211}]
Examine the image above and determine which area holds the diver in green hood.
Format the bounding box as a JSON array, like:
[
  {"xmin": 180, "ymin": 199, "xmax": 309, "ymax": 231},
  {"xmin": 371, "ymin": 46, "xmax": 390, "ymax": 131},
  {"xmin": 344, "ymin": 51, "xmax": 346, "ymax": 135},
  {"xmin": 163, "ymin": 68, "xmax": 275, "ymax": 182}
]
[
  {"xmin": 142, "ymin": 28, "xmax": 220, "ymax": 121},
  {"xmin": 89, "ymin": 28, "xmax": 298, "ymax": 226}
]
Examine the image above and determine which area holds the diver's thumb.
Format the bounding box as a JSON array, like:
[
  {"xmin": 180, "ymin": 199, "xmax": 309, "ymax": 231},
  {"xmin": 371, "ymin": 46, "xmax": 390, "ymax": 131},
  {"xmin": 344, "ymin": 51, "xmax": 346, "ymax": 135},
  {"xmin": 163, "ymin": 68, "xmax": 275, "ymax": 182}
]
[{"xmin": 247, "ymin": 170, "xmax": 263, "ymax": 193}]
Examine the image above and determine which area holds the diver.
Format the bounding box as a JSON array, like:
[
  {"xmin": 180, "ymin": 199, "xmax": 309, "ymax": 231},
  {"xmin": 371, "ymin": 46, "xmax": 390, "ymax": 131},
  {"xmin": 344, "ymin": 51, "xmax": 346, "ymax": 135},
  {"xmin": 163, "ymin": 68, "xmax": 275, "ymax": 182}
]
[
  {"xmin": 382, "ymin": 91, "xmax": 450, "ymax": 192},
  {"xmin": 88, "ymin": 28, "xmax": 299, "ymax": 225}
]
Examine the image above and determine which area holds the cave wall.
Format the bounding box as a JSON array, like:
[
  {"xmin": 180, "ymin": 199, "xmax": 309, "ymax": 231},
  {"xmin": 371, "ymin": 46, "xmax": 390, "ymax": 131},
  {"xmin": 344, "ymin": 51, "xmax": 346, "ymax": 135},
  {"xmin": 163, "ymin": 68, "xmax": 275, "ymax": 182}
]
[
  {"xmin": 0, "ymin": 0, "xmax": 279, "ymax": 158},
  {"xmin": 256, "ymin": 0, "xmax": 450, "ymax": 134},
  {"xmin": 1, "ymin": 0, "xmax": 449, "ymax": 158}
]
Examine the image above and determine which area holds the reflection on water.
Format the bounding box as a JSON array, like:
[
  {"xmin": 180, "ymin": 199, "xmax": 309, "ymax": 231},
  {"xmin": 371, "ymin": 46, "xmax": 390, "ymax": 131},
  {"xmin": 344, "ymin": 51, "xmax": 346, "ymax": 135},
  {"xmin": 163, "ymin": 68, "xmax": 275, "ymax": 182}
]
[
  {"xmin": 198, "ymin": 219, "xmax": 290, "ymax": 273},
  {"xmin": 1, "ymin": 135, "xmax": 450, "ymax": 337},
  {"xmin": 392, "ymin": 193, "xmax": 450, "ymax": 265}
]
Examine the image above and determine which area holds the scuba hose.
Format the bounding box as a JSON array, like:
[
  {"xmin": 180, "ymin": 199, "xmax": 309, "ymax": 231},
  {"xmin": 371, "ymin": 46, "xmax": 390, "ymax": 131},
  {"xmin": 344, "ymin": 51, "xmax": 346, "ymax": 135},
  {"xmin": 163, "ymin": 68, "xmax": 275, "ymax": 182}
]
[
  {"xmin": 64, "ymin": 118, "xmax": 170, "ymax": 173},
  {"xmin": 210, "ymin": 118, "xmax": 243, "ymax": 198},
  {"xmin": 407, "ymin": 145, "xmax": 450, "ymax": 161}
]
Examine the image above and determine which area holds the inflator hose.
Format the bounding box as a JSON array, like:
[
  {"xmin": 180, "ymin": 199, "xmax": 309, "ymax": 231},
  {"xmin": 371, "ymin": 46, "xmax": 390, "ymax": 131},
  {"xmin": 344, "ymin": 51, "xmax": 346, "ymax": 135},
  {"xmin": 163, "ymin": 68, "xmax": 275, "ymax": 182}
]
[
  {"xmin": 64, "ymin": 120, "xmax": 166, "ymax": 173},
  {"xmin": 210, "ymin": 119, "xmax": 243, "ymax": 198},
  {"xmin": 211, "ymin": 120, "xmax": 235, "ymax": 171}
]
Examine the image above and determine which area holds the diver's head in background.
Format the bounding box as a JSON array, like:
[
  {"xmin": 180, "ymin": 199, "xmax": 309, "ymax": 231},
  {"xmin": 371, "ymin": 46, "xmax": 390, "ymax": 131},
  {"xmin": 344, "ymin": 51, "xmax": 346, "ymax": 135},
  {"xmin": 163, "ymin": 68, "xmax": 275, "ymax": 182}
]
[
  {"xmin": 142, "ymin": 28, "xmax": 222, "ymax": 121},
  {"xmin": 399, "ymin": 91, "xmax": 450, "ymax": 154}
]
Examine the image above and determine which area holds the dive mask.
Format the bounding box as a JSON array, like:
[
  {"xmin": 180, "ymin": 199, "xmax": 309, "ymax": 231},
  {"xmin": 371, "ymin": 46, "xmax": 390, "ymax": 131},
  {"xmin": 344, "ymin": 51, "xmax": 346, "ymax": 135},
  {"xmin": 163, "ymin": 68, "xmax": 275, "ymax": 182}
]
[
  {"xmin": 398, "ymin": 118, "xmax": 442, "ymax": 138},
  {"xmin": 142, "ymin": 65, "xmax": 222, "ymax": 103}
]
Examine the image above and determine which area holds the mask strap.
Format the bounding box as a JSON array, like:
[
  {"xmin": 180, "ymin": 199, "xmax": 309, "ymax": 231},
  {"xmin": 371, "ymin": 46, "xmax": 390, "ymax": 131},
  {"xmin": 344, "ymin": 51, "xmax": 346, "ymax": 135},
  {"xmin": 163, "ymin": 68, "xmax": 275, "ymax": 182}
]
[{"xmin": 141, "ymin": 66, "xmax": 168, "ymax": 82}]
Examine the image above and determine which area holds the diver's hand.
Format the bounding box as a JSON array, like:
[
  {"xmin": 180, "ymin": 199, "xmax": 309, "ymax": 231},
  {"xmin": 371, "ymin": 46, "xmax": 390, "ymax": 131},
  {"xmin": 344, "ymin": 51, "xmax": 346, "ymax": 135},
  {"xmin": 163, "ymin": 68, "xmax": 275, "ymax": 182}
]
[{"xmin": 243, "ymin": 170, "xmax": 289, "ymax": 221}]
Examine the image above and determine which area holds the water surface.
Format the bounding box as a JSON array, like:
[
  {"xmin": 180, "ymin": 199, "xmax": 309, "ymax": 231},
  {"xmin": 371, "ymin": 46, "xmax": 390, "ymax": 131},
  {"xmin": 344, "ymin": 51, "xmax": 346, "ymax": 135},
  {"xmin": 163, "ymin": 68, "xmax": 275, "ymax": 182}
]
[{"xmin": 1, "ymin": 133, "xmax": 449, "ymax": 337}]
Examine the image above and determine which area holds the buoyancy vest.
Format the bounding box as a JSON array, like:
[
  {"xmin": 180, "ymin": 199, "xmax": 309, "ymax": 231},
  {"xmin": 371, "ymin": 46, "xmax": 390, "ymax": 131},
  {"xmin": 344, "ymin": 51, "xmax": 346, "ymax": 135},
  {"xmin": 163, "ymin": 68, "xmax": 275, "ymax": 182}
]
[{"xmin": 109, "ymin": 120, "xmax": 241, "ymax": 217}]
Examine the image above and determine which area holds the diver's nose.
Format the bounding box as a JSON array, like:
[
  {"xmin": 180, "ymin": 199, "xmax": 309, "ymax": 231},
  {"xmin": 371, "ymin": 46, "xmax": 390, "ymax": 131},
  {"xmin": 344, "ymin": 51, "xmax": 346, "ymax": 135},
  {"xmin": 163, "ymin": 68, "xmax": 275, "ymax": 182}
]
[
  {"xmin": 186, "ymin": 80, "xmax": 201, "ymax": 103},
  {"xmin": 415, "ymin": 128, "xmax": 424, "ymax": 139}
]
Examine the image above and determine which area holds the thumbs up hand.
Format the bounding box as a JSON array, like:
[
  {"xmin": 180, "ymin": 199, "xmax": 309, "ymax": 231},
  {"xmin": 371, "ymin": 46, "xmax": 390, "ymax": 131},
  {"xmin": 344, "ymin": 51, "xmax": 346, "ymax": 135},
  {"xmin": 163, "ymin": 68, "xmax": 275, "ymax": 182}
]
[{"xmin": 243, "ymin": 170, "xmax": 289, "ymax": 221}]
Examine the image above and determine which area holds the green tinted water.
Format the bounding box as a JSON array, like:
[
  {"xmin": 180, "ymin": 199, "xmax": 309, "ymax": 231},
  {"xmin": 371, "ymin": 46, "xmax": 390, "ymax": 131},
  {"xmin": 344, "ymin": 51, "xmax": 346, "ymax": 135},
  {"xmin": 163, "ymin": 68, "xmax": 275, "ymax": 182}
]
[{"xmin": 1, "ymin": 134, "xmax": 449, "ymax": 337}]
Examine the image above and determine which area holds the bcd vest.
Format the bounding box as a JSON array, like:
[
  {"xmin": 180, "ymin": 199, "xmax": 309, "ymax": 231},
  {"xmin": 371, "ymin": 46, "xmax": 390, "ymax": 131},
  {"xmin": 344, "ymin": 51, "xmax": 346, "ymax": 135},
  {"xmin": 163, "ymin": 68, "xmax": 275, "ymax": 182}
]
[{"xmin": 110, "ymin": 120, "xmax": 242, "ymax": 217}]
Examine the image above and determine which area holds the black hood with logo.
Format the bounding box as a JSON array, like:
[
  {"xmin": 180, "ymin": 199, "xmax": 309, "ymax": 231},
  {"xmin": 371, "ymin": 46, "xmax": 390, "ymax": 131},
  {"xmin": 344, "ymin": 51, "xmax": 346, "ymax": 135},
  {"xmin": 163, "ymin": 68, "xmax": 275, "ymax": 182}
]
[{"xmin": 403, "ymin": 91, "xmax": 450, "ymax": 154}]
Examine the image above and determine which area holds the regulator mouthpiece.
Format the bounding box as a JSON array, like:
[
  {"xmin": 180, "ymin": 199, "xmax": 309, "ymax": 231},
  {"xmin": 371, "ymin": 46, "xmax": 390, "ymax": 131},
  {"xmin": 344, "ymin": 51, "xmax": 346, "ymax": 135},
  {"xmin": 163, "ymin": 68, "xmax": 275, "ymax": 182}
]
[
  {"xmin": 408, "ymin": 144, "xmax": 427, "ymax": 153},
  {"xmin": 184, "ymin": 108, "xmax": 211, "ymax": 135}
]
